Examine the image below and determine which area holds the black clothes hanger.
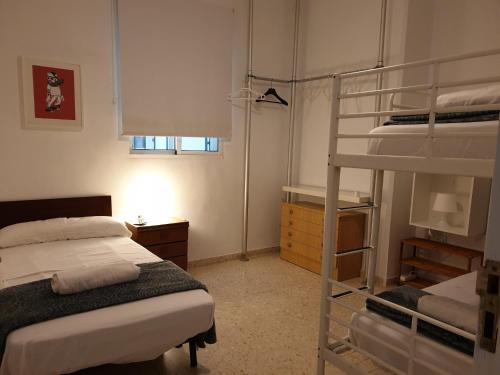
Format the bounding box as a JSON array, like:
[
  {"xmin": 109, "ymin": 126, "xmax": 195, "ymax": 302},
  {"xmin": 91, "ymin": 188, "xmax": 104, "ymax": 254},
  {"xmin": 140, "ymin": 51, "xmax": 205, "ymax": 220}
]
[{"xmin": 256, "ymin": 81, "xmax": 288, "ymax": 106}]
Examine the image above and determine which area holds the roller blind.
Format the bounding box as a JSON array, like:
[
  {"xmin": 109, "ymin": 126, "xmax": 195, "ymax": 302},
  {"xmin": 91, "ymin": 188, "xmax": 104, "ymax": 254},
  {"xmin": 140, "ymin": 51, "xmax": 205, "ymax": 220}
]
[{"xmin": 118, "ymin": 0, "xmax": 233, "ymax": 138}]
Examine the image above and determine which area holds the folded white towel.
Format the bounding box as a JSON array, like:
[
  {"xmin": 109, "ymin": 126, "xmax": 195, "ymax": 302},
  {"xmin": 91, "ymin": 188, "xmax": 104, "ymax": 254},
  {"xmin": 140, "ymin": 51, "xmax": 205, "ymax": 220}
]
[
  {"xmin": 51, "ymin": 262, "xmax": 141, "ymax": 295},
  {"xmin": 418, "ymin": 295, "xmax": 478, "ymax": 334}
]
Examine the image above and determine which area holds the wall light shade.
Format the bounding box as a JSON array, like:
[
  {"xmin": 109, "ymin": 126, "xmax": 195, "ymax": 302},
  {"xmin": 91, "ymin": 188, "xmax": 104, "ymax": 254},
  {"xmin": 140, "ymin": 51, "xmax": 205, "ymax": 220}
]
[{"xmin": 432, "ymin": 192, "xmax": 459, "ymax": 213}]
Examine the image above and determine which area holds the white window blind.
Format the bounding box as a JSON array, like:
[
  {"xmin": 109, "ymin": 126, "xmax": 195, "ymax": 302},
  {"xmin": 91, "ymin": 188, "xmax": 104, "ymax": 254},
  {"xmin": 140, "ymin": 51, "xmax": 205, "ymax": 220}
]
[{"xmin": 118, "ymin": 0, "xmax": 233, "ymax": 138}]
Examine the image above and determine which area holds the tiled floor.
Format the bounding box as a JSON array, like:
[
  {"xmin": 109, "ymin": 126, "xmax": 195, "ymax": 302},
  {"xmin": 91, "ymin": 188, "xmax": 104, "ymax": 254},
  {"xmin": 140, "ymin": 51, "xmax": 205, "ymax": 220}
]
[{"xmin": 76, "ymin": 252, "xmax": 387, "ymax": 375}]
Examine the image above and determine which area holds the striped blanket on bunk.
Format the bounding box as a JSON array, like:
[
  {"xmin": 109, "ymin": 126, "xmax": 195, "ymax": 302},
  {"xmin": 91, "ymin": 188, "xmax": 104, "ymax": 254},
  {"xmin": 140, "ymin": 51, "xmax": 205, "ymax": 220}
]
[{"xmin": 384, "ymin": 110, "xmax": 499, "ymax": 125}]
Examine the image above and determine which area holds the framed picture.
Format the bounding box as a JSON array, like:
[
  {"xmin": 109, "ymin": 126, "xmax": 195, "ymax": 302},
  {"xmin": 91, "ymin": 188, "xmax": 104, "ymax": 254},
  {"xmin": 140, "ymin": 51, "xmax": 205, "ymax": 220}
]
[{"xmin": 20, "ymin": 57, "xmax": 82, "ymax": 131}]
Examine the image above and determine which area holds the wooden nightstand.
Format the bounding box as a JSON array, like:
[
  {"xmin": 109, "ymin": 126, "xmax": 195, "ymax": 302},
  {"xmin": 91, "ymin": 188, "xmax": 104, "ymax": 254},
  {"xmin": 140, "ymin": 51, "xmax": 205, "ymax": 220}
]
[{"xmin": 126, "ymin": 218, "xmax": 189, "ymax": 270}]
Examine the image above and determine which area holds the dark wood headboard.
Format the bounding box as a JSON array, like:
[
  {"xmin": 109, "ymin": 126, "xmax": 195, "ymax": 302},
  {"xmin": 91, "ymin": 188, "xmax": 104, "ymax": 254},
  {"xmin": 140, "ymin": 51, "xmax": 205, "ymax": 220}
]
[{"xmin": 0, "ymin": 196, "xmax": 112, "ymax": 230}]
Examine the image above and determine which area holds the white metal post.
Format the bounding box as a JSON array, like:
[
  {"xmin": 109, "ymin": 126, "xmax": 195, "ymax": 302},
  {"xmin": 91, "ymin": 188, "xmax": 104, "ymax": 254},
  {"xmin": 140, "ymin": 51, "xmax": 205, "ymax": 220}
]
[
  {"xmin": 241, "ymin": 0, "xmax": 253, "ymax": 261},
  {"xmin": 317, "ymin": 76, "xmax": 342, "ymax": 375},
  {"xmin": 366, "ymin": 169, "xmax": 384, "ymax": 294},
  {"xmin": 286, "ymin": 0, "xmax": 301, "ymax": 203},
  {"xmin": 426, "ymin": 63, "xmax": 440, "ymax": 157},
  {"xmin": 476, "ymin": 119, "xmax": 500, "ymax": 374}
]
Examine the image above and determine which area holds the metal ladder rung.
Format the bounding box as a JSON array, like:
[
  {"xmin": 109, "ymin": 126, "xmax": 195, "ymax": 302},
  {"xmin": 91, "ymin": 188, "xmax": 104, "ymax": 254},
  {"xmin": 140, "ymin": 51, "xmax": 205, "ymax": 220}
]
[
  {"xmin": 334, "ymin": 246, "xmax": 374, "ymax": 258},
  {"xmin": 332, "ymin": 286, "xmax": 368, "ymax": 299},
  {"xmin": 337, "ymin": 203, "xmax": 377, "ymax": 212}
]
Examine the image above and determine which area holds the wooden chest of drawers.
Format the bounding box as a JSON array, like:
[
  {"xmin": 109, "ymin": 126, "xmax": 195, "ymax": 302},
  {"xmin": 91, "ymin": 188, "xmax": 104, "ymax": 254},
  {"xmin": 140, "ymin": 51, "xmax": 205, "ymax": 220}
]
[
  {"xmin": 126, "ymin": 218, "xmax": 189, "ymax": 270},
  {"xmin": 280, "ymin": 202, "xmax": 365, "ymax": 281}
]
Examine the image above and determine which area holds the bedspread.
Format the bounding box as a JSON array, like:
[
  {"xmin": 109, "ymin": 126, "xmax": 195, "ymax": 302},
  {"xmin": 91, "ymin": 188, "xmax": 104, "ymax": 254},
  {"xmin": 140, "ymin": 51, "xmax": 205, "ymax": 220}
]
[{"xmin": 0, "ymin": 261, "xmax": 216, "ymax": 365}]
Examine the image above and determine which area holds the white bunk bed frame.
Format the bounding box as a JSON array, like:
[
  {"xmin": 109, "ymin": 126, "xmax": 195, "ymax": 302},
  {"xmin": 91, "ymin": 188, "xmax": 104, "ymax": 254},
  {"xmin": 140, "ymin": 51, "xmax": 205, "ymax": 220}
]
[{"xmin": 317, "ymin": 48, "xmax": 500, "ymax": 375}]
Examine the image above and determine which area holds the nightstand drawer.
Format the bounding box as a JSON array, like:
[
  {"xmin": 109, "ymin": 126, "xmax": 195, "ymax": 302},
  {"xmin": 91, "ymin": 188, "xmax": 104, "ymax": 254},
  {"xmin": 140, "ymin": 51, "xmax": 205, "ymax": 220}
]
[
  {"xmin": 135, "ymin": 226, "xmax": 188, "ymax": 246},
  {"xmin": 146, "ymin": 241, "xmax": 187, "ymax": 259}
]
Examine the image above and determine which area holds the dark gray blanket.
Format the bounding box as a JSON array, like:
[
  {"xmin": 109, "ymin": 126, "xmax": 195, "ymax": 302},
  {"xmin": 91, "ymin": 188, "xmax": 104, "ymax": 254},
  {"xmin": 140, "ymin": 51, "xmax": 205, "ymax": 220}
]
[
  {"xmin": 384, "ymin": 110, "xmax": 499, "ymax": 125},
  {"xmin": 366, "ymin": 285, "xmax": 474, "ymax": 356},
  {"xmin": 0, "ymin": 261, "xmax": 216, "ymax": 363}
]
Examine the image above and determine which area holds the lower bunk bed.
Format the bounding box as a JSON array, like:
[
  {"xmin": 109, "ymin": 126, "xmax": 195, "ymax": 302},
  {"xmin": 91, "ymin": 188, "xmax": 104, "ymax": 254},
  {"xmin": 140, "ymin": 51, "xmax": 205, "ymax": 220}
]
[{"xmin": 349, "ymin": 272, "xmax": 478, "ymax": 375}]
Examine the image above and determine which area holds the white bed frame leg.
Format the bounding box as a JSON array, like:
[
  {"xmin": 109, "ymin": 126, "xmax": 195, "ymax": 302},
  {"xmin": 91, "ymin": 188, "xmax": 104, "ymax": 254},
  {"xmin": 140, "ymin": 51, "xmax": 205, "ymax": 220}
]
[{"xmin": 317, "ymin": 76, "xmax": 341, "ymax": 375}]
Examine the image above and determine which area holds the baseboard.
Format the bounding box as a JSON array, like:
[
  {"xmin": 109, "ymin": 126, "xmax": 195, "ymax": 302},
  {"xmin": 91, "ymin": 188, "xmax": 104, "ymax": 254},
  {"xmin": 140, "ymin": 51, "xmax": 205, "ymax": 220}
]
[{"xmin": 188, "ymin": 246, "xmax": 280, "ymax": 269}]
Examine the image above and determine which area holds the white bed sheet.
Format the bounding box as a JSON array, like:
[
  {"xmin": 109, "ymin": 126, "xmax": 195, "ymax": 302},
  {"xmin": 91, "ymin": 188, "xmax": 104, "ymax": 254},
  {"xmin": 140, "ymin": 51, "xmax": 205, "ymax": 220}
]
[
  {"xmin": 0, "ymin": 237, "xmax": 214, "ymax": 375},
  {"xmin": 349, "ymin": 272, "xmax": 478, "ymax": 375},
  {"xmin": 367, "ymin": 121, "xmax": 498, "ymax": 159}
]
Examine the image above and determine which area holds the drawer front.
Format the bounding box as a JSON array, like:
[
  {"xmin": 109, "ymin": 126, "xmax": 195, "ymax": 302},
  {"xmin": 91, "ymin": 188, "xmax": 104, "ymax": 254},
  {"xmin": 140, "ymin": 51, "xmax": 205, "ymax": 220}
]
[
  {"xmin": 135, "ymin": 226, "xmax": 188, "ymax": 246},
  {"xmin": 280, "ymin": 247, "xmax": 321, "ymax": 274},
  {"xmin": 280, "ymin": 237, "xmax": 321, "ymax": 262},
  {"xmin": 146, "ymin": 241, "xmax": 187, "ymax": 259},
  {"xmin": 169, "ymin": 255, "xmax": 188, "ymax": 271},
  {"xmin": 281, "ymin": 203, "xmax": 304, "ymax": 222},
  {"xmin": 302, "ymin": 208, "xmax": 324, "ymax": 225},
  {"xmin": 282, "ymin": 203, "xmax": 324, "ymax": 225},
  {"xmin": 281, "ymin": 226, "xmax": 322, "ymax": 249},
  {"xmin": 283, "ymin": 218, "xmax": 323, "ymax": 237}
]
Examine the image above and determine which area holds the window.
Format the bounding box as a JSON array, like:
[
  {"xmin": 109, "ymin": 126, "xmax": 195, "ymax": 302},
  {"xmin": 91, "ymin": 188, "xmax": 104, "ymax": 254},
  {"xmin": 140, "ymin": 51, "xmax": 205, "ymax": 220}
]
[{"xmin": 130, "ymin": 136, "xmax": 220, "ymax": 155}]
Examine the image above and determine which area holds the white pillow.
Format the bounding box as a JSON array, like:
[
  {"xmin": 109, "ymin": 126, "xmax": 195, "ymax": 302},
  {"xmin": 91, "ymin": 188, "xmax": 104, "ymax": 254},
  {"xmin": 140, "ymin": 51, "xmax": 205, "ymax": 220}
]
[
  {"xmin": 0, "ymin": 218, "xmax": 68, "ymax": 248},
  {"xmin": 418, "ymin": 295, "xmax": 478, "ymax": 334},
  {"xmin": 64, "ymin": 216, "xmax": 132, "ymax": 241},
  {"xmin": 0, "ymin": 216, "xmax": 131, "ymax": 248},
  {"xmin": 437, "ymin": 84, "xmax": 500, "ymax": 108}
]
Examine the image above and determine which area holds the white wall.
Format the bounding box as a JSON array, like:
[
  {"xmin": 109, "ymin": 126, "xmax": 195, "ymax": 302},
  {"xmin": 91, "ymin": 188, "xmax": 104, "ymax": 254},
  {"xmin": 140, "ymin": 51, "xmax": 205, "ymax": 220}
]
[{"xmin": 0, "ymin": 0, "xmax": 293, "ymax": 261}]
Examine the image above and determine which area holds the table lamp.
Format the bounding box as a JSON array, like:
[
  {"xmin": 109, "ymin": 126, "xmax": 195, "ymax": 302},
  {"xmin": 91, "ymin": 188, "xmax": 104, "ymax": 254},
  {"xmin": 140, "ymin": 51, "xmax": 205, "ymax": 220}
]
[{"xmin": 432, "ymin": 192, "xmax": 458, "ymax": 227}]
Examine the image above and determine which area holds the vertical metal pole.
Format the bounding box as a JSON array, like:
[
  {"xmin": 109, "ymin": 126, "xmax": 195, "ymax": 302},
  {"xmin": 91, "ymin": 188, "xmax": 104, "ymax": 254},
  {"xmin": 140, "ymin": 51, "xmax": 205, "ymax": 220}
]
[
  {"xmin": 241, "ymin": 0, "xmax": 253, "ymax": 261},
  {"xmin": 317, "ymin": 76, "xmax": 341, "ymax": 375},
  {"xmin": 286, "ymin": 0, "xmax": 301, "ymax": 203},
  {"xmin": 367, "ymin": 169, "xmax": 384, "ymax": 294},
  {"xmin": 363, "ymin": 0, "xmax": 388, "ymax": 283}
]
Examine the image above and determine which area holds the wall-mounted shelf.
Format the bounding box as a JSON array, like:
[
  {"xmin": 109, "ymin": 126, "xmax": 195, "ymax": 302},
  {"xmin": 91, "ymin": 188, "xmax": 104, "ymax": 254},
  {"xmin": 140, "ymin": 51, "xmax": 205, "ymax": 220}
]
[
  {"xmin": 409, "ymin": 174, "xmax": 491, "ymax": 236},
  {"xmin": 282, "ymin": 184, "xmax": 370, "ymax": 203}
]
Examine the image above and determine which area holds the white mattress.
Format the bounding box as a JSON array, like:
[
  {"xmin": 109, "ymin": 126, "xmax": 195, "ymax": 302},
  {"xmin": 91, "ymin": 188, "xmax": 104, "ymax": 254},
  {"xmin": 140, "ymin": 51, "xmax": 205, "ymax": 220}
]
[
  {"xmin": 367, "ymin": 121, "xmax": 498, "ymax": 159},
  {"xmin": 349, "ymin": 272, "xmax": 477, "ymax": 375},
  {"xmin": 0, "ymin": 237, "xmax": 214, "ymax": 375}
]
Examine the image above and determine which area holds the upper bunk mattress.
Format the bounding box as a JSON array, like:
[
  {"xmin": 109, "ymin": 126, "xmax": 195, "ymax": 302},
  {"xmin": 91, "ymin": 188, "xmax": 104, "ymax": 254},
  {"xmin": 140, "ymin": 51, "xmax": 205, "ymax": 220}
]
[
  {"xmin": 0, "ymin": 236, "xmax": 214, "ymax": 375},
  {"xmin": 367, "ymin": 120, "xmax": 498, "ymax": 159}
]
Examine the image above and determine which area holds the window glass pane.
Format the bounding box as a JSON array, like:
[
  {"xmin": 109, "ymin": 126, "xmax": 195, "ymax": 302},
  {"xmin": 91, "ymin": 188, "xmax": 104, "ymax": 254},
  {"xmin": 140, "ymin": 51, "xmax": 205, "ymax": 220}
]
[
  {"xmin": 145, "ymin": 136, "xmax": 155, "ymax": 149},
  {"xmin": 133, "ymin": 136, "xmax": 146, "ymax": 149},
  {"xmin": 181, "ymin": 137, "xmax": 219, "ymax": 152},
  {"xmin": 130, "ymin": 136, "xmax": 176, "ymax": 151},
  {"xmin": 181, "ymin": 137, "xmax": 205, "ymax": 151},
  {"xmin": 154, "ymin": 136, "xmax": 167, "ymax": 150}
]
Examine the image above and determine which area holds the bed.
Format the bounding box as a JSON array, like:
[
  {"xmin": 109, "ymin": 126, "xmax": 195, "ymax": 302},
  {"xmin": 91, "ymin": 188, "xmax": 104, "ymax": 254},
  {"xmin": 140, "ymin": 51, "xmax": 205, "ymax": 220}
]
[
  {"xmin": 0, "ymin": 196, "xmax": 215, "ymax": 375},
  {"xmin": 349, "ymin": 272, "xmax": 478, "ymax": 375},
  {"xmin": 367, "ymin": 86, "xmax": 500, "ymax": 159}
]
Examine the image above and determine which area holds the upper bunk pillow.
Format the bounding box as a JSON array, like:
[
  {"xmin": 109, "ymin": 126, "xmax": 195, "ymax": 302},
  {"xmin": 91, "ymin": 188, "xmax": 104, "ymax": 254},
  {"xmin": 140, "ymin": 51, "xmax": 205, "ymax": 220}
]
[
  {"xmin": 0, "ymin": 216, "xmax": 131, "ymax": 248},
  {"xmin": 437, "ymin": 84, "xmax": 500, "ymax": 108}
]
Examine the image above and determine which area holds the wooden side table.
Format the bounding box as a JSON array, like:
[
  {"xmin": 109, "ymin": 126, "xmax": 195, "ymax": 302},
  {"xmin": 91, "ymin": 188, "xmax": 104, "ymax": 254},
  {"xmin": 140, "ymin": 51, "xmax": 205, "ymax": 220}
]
[
  {"xmin": 126, "ymin": 218, "xmax": 189, "ymax": 270},
  {"xmin": 399, "ymin": 237, "xmax": 483, "ymax": 288}
]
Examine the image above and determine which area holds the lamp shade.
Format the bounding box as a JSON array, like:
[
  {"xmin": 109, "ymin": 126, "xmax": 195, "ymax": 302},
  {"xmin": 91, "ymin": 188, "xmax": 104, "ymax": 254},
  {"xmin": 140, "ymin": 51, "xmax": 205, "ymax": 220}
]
[{"xmin": 432, "ymin": 192, "xmax": 459, "ymax": 213}]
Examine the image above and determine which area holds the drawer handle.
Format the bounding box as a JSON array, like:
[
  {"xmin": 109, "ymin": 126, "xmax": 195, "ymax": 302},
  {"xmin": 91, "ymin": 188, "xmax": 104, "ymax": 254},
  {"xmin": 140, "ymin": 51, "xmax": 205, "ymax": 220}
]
[
  {"xmin": 289, "ymin": 221, "xmax": 293, "ymax": 226},
  {"xmin": 288, "ymin": 243, "xmax": 292, "ymax": 248},
  {"xmin": 289, "ymin": 209, "xmax": 293, "ymax": 215},
  {"xmin": 288, "ymin": 232, "xmax": 292, "ymax": 237}
]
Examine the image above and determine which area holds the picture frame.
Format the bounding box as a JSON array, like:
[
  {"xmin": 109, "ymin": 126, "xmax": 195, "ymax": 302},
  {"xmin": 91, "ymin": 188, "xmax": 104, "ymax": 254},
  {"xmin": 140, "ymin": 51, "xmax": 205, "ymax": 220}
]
[{"xmin": 19, "ymin": 57, "xmax": 83, "ymax": 131}]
